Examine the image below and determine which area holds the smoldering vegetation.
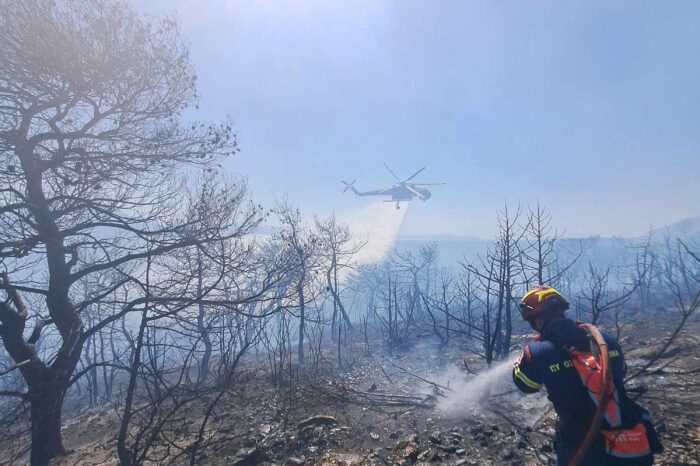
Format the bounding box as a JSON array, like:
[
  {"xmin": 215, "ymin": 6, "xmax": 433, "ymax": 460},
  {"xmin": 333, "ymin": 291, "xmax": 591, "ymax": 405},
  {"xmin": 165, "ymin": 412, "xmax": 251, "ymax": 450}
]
[{"xmin": 0, "ymin": 2, "xmax": 699, "ymax": 466}]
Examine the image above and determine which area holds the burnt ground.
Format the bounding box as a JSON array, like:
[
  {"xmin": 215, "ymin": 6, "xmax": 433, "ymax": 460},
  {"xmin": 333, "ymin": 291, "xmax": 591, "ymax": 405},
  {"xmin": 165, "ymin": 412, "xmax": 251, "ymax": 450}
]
[{"xmin": 2, "ymin": 316, "xmax": 698, "ymax": 466}]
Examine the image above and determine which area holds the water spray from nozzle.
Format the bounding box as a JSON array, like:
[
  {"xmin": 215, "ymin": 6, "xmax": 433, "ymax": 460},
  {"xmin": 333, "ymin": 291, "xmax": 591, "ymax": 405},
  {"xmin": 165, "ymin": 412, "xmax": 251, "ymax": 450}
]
[{"xmin": 437, "ymin": 354, "xmax": 521, "ymax": 416}]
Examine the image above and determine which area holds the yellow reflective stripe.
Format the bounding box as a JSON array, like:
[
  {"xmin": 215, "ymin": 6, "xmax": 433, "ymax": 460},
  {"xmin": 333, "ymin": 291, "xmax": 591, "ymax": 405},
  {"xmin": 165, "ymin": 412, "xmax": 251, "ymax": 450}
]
[
  {"xmin": 514, "ymin": 363, "xmax": 542, "ymax": 390},
  {"xmin": 535, "ymin": 288, "xmax": 557, "ymax": 302},
  {"xmin": 522, "ymin": 287, "xmax": 560, "ymax": 304}
]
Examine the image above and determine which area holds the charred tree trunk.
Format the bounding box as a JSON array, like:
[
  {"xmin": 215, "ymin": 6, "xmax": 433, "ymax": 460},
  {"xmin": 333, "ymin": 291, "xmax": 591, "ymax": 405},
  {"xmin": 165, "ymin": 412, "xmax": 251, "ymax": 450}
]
[
  {"xmin": 298, "ymin": 284, "xmax": 305, "ymax": 365},
  {"xmin": 197, "ymin": 303, "xmax": 212, "ymax": 384},
  {"xmin": 29, "ymin": 378, "xmax": 67, "ymax": 466},
  {"xmin": 117, "ymin": 304, "xmax": 150, "ymax": 466},
  {"xmin": 196, "ymin": 250, "xmax": 213, "ymax": 384},
  {"xmin": 327, "ymin": 264, "xmax": 353, "ymax": 332},
  {"xmin": 0, "ymin": 146, "xmax": 86, "ymax": 465}
]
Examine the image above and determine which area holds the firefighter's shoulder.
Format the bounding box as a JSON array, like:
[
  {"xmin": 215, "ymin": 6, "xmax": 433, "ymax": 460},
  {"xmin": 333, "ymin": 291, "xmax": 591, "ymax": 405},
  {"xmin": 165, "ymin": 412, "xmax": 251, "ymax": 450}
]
[
  {"xmin": 513, "ymin": 342, "xmax": 553, "ymax": 393},
  {"xmin": 521, "ymin": 340, "xmax": 559, "ymax": 363},
  {"xmin": 598, "ymin": 329, "xmax": 624, "ymax": 357}
]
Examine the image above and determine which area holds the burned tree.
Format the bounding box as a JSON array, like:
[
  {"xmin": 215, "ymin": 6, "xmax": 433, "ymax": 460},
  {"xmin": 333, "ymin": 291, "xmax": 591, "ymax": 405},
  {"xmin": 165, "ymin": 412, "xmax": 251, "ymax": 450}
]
[
  {"xmin": 316, "ymin": 213, "xmax": 364, "ymax": 335},
  {"xmin": 421, "ymin": 269, "xmax": 456, "ymax": 347},
  {"xmin": 112, "ymin": 177, "xmax": 286, "ymax": 465},
  {"xmin": 463, "ymin": 203, "xmax": 525, "ymax": 362},
  {"xmin": 520, "ymin": 202, "xmax": 582, "ymax": 288},
  {"xmin": 0, "ymin": 1, "xmax": 241, "ymax": 463},
  {"xmin": 578, "ymin": 262, "xmax": 643, "ymax": 325},
  {"xmin": 520, "ymin": 202, "xmax": 558, "ymax": 286},
  {"xmin": 632, "ymin": 232, "xmax": 659, "ymax": 309},
  {"xmin": 176, "ymin": 175, "xmax": 263, "ymax": 385},
  {"xmin": 461, "ymin": 255, "xmax": 501, "ymax": 365},
  {"xmin": 391, "ymin": 242, "xmax": 438, "ymax": 323},
  {"xmin": 626, "ymin": 238, "xmax": 700, "ymax": 380},
  {"xmin": 275, "ymin": 200, "xmax": 322, "ymax": 365},
  {"xmin": 456, "ymin": 267, "xmax": 478, "ymax": 335}
]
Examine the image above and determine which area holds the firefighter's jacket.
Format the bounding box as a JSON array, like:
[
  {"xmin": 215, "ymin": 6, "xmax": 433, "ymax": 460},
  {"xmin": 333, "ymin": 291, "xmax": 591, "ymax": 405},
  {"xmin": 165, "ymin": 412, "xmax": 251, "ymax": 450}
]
[{"xmin": 512, "ymin": 318, "xmax": 653, "ymax": 465}]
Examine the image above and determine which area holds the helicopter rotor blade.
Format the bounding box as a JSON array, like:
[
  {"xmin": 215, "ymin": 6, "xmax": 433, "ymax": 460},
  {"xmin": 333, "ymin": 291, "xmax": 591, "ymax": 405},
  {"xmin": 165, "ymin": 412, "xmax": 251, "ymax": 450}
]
[
  {"xmin": 383, "ymin": 163, "xmax": 401, "ymax": 182},
  {"xmin": 410, "ymin": 182, "xmax": 446, "ymax": 186},
  {"xmin": 404, "ymin": 166, "xmax": 426, "ymax": 182}
]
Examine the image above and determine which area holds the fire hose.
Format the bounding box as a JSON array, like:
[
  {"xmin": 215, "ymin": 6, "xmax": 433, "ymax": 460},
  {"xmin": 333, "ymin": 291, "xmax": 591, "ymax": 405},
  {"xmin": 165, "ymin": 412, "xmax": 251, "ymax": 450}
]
[{"xmin": 566, "ymin": 323, "xmax": 611, "ymax": 466}]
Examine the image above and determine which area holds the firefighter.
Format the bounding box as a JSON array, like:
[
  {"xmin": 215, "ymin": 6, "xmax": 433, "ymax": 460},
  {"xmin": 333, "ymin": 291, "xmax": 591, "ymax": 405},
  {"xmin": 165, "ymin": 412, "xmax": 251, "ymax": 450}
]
[{"xmin": 513, "ymin": 285, "xmax": 660, "ymax": 466}]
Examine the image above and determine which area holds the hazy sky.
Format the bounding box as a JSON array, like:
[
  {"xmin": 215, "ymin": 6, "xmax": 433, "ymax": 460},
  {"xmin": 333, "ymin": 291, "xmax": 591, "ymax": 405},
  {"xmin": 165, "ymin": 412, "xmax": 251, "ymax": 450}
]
[{"xmin": 136, "ymin": 1, "xmax": 700, "ymax": 238}]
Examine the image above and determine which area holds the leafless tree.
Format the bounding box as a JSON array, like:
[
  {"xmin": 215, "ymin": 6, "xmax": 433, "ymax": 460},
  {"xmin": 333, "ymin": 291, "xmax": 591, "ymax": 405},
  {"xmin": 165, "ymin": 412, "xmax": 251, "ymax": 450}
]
[
  {"xmin": 422, "ymin": 269, "xmax": 456, "ymax": 347},
  {"xmin": 392, "ymin": 242, "xmax": 438, "ymax": 323},
  {"xmin": 463, "ymin": 203, "xmax": 525, "ymax": 363},
  {"xmin": 627, "ymin": 239, "xmax": 700, "ymax": 381},
  {"xmin": 274, "ymin": 200, "xmax": 322, "ymax": 365},
  {"xmin": 462, "ymin": 255, "xmax": 500, "ymax": 365},
  {"xmin": 113, "ymin": 202, "xmax": 288, "ymax": 465},
  {"xmin": 520, "ymin": 202, "xmax": 582, "ymax": 288},
  {"xmin": 72, "ymin": 291, "xmax": 128, "ymax": 406},
  {"xmin": 368, "ymin": 264, "xmax": 416, "ymax": 348},
  {"xmin": 456, "ymin": 267, "xmax": 478, "ymax": 334},
  {"xmin": 315, "ymin": 213, "xmax": 364, "ymax": 335},
  {"xmin": 0, "ymin": 2, "xmax": 248, "ymax": 462},
  {"xmin": 352, "ymin": 263, "xmax": 384, "ymax": 327},
  {"xmin": 171, "ymin": 175, "xmax": 263, "ymax": 384},
  {"xmin": 631, "ymin": 231, "xmax": 659, "ymax": 309},
  {"xmin": 578, "ymin": 261, "xmax": 644, "ymax": 325}
]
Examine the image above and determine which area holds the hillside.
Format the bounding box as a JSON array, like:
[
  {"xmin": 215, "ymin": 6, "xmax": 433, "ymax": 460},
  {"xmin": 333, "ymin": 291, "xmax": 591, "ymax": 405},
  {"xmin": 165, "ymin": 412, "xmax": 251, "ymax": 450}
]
[{"xmin": 394, "ymin": 216, "xmax": 700, "ymax": 270}]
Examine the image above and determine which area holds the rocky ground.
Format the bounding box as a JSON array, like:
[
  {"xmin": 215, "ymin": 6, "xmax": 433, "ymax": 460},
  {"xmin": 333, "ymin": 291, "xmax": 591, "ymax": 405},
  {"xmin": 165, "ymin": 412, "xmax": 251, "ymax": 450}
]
[{"xmin": 2, "ymin": 315, "xmax": 698, "ymax": 466}]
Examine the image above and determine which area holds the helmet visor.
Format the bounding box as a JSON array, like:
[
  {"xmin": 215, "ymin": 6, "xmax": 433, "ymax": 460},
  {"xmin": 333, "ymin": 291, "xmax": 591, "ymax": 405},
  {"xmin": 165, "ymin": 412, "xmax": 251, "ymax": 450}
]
[{"xmin": 519, "ymin": 302, "xmax": 533, "ymax": 318}]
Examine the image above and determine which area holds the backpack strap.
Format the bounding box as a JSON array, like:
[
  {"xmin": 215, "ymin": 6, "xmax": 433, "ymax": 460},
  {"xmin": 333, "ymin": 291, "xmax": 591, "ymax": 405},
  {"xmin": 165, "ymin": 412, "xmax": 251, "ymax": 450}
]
[{"xmin": 568, "ymin": 349, "xmax": 622, "ymax": 428}]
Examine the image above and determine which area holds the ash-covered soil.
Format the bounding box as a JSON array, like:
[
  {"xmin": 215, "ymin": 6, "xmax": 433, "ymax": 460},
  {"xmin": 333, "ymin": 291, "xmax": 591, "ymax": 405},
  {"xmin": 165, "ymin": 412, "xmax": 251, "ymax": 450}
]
[{"xmin": 14, "ymin": 317, "xmax": 700, "ymax": 466}]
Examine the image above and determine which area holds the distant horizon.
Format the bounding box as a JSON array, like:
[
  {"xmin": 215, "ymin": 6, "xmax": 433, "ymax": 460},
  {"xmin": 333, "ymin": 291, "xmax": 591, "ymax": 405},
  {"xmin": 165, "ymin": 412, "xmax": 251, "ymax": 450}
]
[
  {"xmin": 250, "ymin": 212, "xmax": 699, "ymax": 241},
  {"xmin": 396, "ymin": 213, "xmax": 700, "ymax": 241}
]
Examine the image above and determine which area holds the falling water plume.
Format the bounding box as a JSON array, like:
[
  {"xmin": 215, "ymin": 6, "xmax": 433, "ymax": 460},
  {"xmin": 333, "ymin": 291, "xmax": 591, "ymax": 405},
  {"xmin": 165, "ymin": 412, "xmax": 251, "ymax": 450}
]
[{"xmin": 337, "ymin": 201, "xmax": 410, "ymax": 267}]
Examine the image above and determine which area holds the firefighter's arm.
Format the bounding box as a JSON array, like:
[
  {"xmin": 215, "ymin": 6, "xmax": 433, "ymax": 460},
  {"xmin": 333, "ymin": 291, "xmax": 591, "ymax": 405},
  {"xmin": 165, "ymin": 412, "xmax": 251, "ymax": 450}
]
[
  {"xmin": 513, "ymin": 344, "xmax": 543, "ymax": 394},
  {"xmin": 604, "ymin": 331, "xmax": 628, "ymax": 377}
]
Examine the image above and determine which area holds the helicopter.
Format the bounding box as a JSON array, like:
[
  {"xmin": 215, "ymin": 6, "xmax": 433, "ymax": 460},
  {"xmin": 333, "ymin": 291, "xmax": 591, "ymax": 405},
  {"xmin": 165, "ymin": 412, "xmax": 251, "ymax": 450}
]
[{"xmin": 342, "ymin": 163, "xmax": 445, "ymax": 209}]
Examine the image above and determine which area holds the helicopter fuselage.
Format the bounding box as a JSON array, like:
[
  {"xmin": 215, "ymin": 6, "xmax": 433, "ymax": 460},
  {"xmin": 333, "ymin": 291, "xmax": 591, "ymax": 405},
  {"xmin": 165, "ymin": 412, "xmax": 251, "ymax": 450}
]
[
  {"xmin": 387, "ymin": 184, "xmax": 430, "ymax": 201},
  {"xmin": 342, "ymin": 165, "xmax": 443, "ymax": 210}
]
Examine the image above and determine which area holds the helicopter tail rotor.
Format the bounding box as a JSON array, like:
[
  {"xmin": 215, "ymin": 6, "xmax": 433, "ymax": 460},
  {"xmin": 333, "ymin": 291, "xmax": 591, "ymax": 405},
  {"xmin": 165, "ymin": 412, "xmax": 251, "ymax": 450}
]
[{"xmin": 342, "ymin": 179, "xmax": 358, "ymax": 194}]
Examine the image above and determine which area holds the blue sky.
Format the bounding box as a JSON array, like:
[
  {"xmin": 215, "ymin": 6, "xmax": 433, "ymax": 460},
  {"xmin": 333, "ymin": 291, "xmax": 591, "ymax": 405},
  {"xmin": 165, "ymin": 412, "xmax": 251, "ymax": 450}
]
[{"xmin": 137, "ymin": 1, "xmax": 700, "ymax": 238}]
